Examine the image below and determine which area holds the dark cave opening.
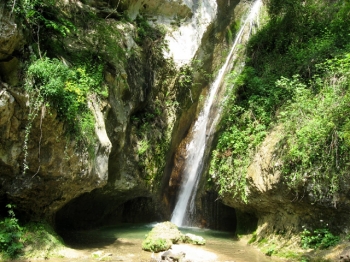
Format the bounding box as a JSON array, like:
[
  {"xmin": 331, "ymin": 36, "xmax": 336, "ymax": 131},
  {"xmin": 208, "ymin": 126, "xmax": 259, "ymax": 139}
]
[{"xmin": 55, "ymin": 194, "xmax": 163, "ymax": 231}]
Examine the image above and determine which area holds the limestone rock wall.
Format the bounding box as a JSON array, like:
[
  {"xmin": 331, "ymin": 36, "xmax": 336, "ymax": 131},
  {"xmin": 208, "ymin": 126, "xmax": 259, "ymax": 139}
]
[
  {"xmin": 0, "ymin": 4, "xmax": 23, "ymax": 61},
  {"xmin": 0, "ymin": 4, "xmax": 110, "ymax": 220},
  {"xmin": 0, "ymin": 86, "xmax": 111, "ymax": 220},
  {"xmin": 0, "ymin": 2, "xmax": 131, "ymax": 221},
  {"xmin": 221, "ymin": 126, "xmax": 350, "ymax": 236}
]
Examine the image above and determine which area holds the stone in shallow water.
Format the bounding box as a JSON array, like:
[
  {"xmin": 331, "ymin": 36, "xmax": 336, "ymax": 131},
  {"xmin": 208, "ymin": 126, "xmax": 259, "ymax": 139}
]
[
  {"xmin": 183, "ymin": 233, "xmax": 206, "ymax": 245},
  {"xmin": 161, "ymin": 250, "xmax": 186, "ymax": 262},
  {"xmin": 142, "ymin": 222, "xmax": 207, "ymax": 254},
  {"xmin": 142, "ymin": 222, "xmax": 181, "ymax": 252}
]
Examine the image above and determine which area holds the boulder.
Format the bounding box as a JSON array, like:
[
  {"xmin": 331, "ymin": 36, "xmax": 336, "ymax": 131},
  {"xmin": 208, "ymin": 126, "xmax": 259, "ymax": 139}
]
[
  {"xmin": 161, "ymin": 250, "xmax": 186, "ymax": 262},
  {"xmin": 142, "ymin": 222, "xmax": 182, "ymax": 252},
  {"xmin": 183, "ymin": 233, "xmax": 205, "ymax": 245},
  {"xmin": 142, "ymin": 222, "xmax": 207, "ymax": 253}
]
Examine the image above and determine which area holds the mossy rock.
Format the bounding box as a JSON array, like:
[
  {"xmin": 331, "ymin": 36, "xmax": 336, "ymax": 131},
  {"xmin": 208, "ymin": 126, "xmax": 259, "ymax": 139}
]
[
  {"xmin": 142, "ymin": 222, "xmax": 207, "ymax": 252},
  {"xmin": 142, "ymin": 237, "xmax": 172, "ymax": 252},
  {"xmin": 142, "ymin": 222, "xmax": 182, "ymax": 252},
  {"xmin": 183, "ymin": 233, "xmax": 206, "ymax": 245}
]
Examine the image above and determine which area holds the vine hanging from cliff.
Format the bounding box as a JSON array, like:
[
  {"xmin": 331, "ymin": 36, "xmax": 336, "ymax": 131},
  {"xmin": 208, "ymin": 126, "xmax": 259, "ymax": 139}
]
[{"xmin": 24, "ymin": 56, "xmax": 107, "ymax": 161}]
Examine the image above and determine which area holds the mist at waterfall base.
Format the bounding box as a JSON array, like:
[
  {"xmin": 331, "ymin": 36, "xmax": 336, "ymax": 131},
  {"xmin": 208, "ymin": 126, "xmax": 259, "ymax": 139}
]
[{"xmin": 170, "ymin": 0, "xmax": 263, "ymax": 227}]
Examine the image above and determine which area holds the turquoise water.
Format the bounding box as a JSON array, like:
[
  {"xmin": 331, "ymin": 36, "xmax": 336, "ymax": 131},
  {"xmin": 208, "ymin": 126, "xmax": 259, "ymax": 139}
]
[{"xmin": 56, "ymin": 223, "xmax": 280, "ymax": 262}]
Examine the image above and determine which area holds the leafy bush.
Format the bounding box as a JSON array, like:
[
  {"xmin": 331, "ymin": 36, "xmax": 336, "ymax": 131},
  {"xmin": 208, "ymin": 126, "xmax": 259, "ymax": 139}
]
[
  {"xmin": 278, "ymin": 54, "xmax": 350, "ymax": 200},
  {"xmin": 0, "ymin": 204, "xmax": 23, "ymax": 259},
  {"xmin": 209, "ymin": 0, "xmax": 350, "ymax": 202},
  {"xmin": 301, "ymin": 228, "xmax": 339, "ymax": 249},
  {"xmin": 8, "ymin": 0, "xmax": 75, "ymax": 37},
  {"xmin": 26, "ymin": 56, "xmax": 105, "ymax": 148},
  {"xmin": 135, "ymin": 15, "xmax": 165, "ymax": 45}
]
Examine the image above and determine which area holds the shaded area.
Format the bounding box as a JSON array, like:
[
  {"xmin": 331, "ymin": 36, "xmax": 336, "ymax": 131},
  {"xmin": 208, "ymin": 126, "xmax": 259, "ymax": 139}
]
[
  {"xmin": 60, "ymin": 229, "xmax": 125, "ymax": 250},
  {"xmin": 192, "ymin": 191, "xmax": 237, "ymax": 232},
  {"xmin": 235, "ymin": 210, "xmax": 258, "ymax": 234},
  {"xmin": 55, "ymin": 195, "xmax": 163, "ymax": 230},
  {"xmin": 57, "ymin": 224, "xmax": 155, "ymax": 262}
]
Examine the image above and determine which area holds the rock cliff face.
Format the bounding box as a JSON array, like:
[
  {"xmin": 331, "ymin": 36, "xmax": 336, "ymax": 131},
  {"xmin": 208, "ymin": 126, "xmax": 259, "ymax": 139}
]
[
  {"xmin": 0, "ymin": 0, "xmax": 240, "ymax": 228},
  {"xmin": 0, "ymin": 4, "xmax": 109, "ymax": 221},
  {"xmin": 220, "ymin": 125, "xmax": 350, "ymax": 236},
  {"xmin": 0, "ymin": 87, "xmax": 110, "ymax": 220}
]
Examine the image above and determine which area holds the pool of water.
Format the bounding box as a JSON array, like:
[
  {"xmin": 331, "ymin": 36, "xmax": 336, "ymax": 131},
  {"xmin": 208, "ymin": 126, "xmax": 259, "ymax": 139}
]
[{"xmin": 51, "ymin": 223, "xmax": 279, "ymax": 262}]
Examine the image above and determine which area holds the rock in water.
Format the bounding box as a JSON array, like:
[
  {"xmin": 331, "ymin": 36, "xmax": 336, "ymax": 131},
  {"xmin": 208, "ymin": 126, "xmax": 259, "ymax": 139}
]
[
  {"xmin": 142, "ymin": 222, "xmax": 182, "ymax": 252},
  {"xmin": 183, "ymin": 233, "xmax": 206, "ymax": 245},
  {"xmin": 161, "ymin": 250, "xmax": 186, "ymax": 262}
]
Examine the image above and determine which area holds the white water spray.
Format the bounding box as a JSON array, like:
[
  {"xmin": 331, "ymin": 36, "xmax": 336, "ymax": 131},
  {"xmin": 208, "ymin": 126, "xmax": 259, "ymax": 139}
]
[{"xmin": 170, "ymin": 0, "xmax": 262, "ymax": 227}]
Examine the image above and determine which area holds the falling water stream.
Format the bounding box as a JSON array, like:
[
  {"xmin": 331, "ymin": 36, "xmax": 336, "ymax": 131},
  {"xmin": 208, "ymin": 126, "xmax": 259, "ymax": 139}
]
[{"xmin": 171, "ymin": 0, "xmax": 263, "ymax": 227}]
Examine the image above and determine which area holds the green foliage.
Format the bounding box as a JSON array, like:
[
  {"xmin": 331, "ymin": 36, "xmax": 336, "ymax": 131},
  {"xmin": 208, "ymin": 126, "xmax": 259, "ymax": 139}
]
[
  {"xmin": 135, "ymin": 15, "xmax": 166, "ymax": 45},
  {"xmin": 0, "ymin": 205, "xmax": 23, "ymax": 259},
  {"xmin": 275, "ymin": 250, "xmax": 301, "ymax": 259},
  {"xmin": 142, "ymin": 237, "xmax": 172, "ymax": 252},
  {"xmin": 21, "ymin": 222, "xmax": 64, "ymax": 259},
  {"xmin": 25, "ymin": 56, "xmax": 105, "ymax": 151},
  {"xmin": 137, "ymin": 139, "xmax": 150, "ymax": 155},
  {"xmin": 0, "ymin": 205, "xmax": 64, "ymax": 260},
  {"xmin": 300, "ymin": 228, "xmax": 339, "ymax": 249},
  {"xmin": 226, "ymin": 21, "xmax": 240, "ymax": 44},
  {"xmin": 178, "ymin": 65, "xmax": 193, "ymax": 89},
  {"xmin": 8, "ymin": 0, "xmax": 75, "ymax": 37},
  {"xmin": 248, "ymin": 232, "xmax": 257, "ymax": 244},
  {"xmin": 131, "ymin": 99, "xmax": 174, "ymax": 185},
  {"xmin": 85, "ymin": 20, "xmax": 126, "ymax": 64},
  {"xmin": 128, "ymin": 16, "xmax": 177, "ymax": 185},
  {"xmin": 182, "ymin": 234, "xmax": 205, "ymax": 245},
  {"xmin": 278, "ymin": 54, "xmax": 350, "ymax": 200},
  {"xmin": 210, "ymin": 0, "xmax": 350, "ymax": 202},
  {"xmin": 265, "ymin": 245, "xmax": 276, "ymax": 256}
]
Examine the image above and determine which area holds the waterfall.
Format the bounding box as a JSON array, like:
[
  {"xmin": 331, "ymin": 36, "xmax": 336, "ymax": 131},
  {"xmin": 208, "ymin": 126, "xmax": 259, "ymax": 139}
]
[{"xmin": 170, "ymin": 0, "xmax": 262, "ymax": 227}]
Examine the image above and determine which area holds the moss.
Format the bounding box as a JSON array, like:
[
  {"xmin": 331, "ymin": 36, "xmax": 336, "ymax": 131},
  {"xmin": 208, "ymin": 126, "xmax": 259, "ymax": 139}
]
[
  {"xmin": 21, "ymin": 222, "xmax": 65, "ymax": 259},
  {"xmin": 141, "ymin": 222, "xmax": 206, "ymax": 252},
  {"xmin": 141, "ymin": 222, "xmax": 181, "ymax": 252},
  {"xmin": 248, "ymin": 231, "xmax": 257, "ymax": 244},
  {"xmin": 0, "ymin": 221, "xmax": 66, "ymax": 261},
  {"xmin": 142, "ymin": 238, "xmax": 172, "ymax": 252},
  {"xmin": 183, "ymin": 233, "xmax": 206, "ymax": 245}
]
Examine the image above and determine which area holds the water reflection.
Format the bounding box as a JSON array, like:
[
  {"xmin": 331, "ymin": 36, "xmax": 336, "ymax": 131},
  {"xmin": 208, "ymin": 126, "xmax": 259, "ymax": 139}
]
[{"xmin": 53, "ymin": 223, "xmax": 280, "ymax": 262}]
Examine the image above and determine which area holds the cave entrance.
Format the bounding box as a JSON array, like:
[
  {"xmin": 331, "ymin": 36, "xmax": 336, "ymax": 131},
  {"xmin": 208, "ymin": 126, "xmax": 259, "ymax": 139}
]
[
  {"xmin": 55, "ymin": 194, "xmax": 163, "ymax": 232},
  {"xmin": 193, "ymin": 191, "xmax": 237, "ymax": 232}
]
